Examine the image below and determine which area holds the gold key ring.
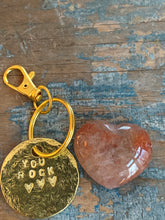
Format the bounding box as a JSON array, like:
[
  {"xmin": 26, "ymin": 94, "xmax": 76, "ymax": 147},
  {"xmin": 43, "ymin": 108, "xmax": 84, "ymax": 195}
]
[
  {"xmin": 29, "ymin": 97, "xmax": 75, "ymax": 158},
  {"xmin": 33, "ymin": 85, "xmax": 52, "ymax": 114}
]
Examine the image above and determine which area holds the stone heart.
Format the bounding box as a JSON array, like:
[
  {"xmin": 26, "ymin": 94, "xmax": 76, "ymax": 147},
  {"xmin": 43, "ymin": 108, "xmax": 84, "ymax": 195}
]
[{"xmin": 74, "ymin": 120, "xmax": 152, "ymax": 189}]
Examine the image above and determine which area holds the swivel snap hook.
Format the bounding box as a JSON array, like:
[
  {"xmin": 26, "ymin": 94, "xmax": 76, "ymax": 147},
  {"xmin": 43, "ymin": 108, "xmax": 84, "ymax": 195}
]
[{"xmin": 3, "ymin": 65, "xmax": 42, "ymax": 102}]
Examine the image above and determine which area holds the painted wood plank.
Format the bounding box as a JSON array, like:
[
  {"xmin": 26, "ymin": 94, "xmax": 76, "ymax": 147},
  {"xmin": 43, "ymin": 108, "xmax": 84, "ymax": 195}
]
[{"xmin": 0, "ymin": 0, "xmax": 165, "ymax": 219}]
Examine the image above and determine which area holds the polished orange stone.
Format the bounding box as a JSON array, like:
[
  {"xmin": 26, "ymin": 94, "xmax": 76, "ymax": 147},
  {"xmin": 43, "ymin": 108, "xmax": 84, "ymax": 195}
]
[{"xmin": 74, "ymin": 120, "xmax": 152, "ymax": 189}]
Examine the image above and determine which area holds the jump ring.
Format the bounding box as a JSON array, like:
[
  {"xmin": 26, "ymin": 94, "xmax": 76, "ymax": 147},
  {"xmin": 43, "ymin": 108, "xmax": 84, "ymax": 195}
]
[
  {"xmin": 29, "ymin": 98, "xmax": 75, "ymax": 158},
  {"xmin": 33, "ymin": 85, "xmax": 52, "ymax": 114}
]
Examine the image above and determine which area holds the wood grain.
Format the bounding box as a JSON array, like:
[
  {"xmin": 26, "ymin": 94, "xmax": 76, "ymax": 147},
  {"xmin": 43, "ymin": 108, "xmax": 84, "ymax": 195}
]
[{"xmin": 0, "ymin": 0, "xmax": 165, "ymax": 219}]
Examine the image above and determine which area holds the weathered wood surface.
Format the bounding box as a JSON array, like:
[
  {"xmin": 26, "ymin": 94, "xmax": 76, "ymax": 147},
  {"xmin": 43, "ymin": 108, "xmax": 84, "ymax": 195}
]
[{"xmin": 0, "ymin": 0, "xmax": 165, "ymax": 219}]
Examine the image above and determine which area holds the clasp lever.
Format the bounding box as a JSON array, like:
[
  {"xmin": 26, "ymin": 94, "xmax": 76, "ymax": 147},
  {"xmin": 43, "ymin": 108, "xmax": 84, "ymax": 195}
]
[{"xmin": 3, "ymin": 65, "xmax": 42, "ymax": 102}]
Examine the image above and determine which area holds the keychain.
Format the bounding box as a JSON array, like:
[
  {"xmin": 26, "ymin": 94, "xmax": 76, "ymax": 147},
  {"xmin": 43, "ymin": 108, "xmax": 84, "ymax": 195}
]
[{"xmin": 0, "ymin": 65, "xmax": 79, "ymax": 219}]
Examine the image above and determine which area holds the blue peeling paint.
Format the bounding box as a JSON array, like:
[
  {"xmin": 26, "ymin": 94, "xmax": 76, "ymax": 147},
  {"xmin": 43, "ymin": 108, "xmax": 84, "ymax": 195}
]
[
  {"xmin": 42, "ymin": 0, "xmax": 72, "ymax": 10},
  {"xmin": 6, "ymin": 49, "xmax": 14, "ymax": 58},
  {"xmin": 140, "ymin": 168, "xmax": 165, "ymax": 180},
  {"xmin": 9, "ymin": 72, "xmax": 165, "ymax": 141},
  {"xmin": 141, "ymin": 43, "xmax": 155, "ymax": 61},
  {"xmin": 42, "ymin": 70, "xmax": 48, "ymax": 79},
  {"xmin": 92, "ymin": 66, "xmax": 117, "ymax": 72},
  {"xmin": 78, "ymin": 36, "xmax": 165, "ymax": 71},
  {"xmin": 75, "ymin": 102, "xmax": 165, "ymax": 138},
  {"xmin": 9, "ymin": 103, "xmax": 33, "ymax": 139},
  {"xmin": 161, "ymin": 71, "xmax": 165, "ymax": 95},
  {"xmin": 48, "ymin": 72, "xmax": 136, "ymax": 107},
  {"xmin": 78, "ymin": 49, "xmax": 149, "ymax": 71},
  {"xmin": 163, "ymin": 71, "xmax": 165, "ymax": 85},
  {"xmin": 42, "ymin": 0, "xmax": 165, "ymax": 27},
  {"xmin": 149, "ymin": 53, "xmax": 155, "ymax": 61},
  {"xmin": 94, "ymin": 204, "xmax": 99, "ymax": 211},
  {"xmin": 127, "ymin": 31, "xmax": 165, "ymax": 44},
  {"xmin": 0, "ymin": 44, "xmax": 3, "ymax": 56},
  {"xmin": 47, "ymin": 182, "xmax": 165, "ymax": 220},
  {"xmin": 77, "ymin": 52, "xmax": 105, "ymax": 61},
  {"xmin": 75, "ymin": 28, "xmax": 98, "ymax": 36},
  {"xmin": 118, "ymin": 54, "xmax": 147, "ymax": 70},
  {"xmin": 91, "ymin": 183, "xmax": 165, "ymax": 220},
  {"xmin": 114, "ymin": 188, "xmax": 120, "ymax": 197},
  {"xmin": 96, "ymin": 44, "xmax": 117, "ymax": 48}
]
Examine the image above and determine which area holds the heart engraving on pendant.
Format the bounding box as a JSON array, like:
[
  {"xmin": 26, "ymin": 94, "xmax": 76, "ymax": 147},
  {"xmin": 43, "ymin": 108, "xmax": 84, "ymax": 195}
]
[
  {"xmin": 48, "ymin": 176, "xmax": 57, "ymax": 187},
  {"xmin": 24, "ymin": 183, "xmax": 34, "ymax": 193},
  {"xmin": 36, "ymin": 178, "xmax": 45, "ymax": 189},
  {"xmin": 74, "ymin": 120, "xmax": 152, "ymax": 189}
]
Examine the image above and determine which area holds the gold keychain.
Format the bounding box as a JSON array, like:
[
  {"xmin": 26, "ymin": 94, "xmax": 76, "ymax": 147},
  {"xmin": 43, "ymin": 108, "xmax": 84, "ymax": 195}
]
[{"xmin": 0, "ymin": 65, "xmax": 79, "ymax": 219}]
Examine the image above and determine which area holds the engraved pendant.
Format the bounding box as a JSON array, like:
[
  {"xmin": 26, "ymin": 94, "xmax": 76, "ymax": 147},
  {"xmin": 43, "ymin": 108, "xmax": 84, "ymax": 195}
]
[{"xmin": 0, "ymin": 138, "xmax": 79, "ymax": 219}]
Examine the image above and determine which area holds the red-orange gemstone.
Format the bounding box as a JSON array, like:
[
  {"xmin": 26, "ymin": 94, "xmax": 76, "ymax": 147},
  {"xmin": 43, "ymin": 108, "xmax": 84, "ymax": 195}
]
[{"xmin": 74, "ymin": 120, "xmax": 152, "ymax": 189}]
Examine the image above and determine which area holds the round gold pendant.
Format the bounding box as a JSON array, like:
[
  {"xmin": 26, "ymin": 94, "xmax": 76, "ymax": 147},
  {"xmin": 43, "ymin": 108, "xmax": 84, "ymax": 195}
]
[{"xmin": 0, "ymin": 138, "xmax": 79, "ymax": 219}]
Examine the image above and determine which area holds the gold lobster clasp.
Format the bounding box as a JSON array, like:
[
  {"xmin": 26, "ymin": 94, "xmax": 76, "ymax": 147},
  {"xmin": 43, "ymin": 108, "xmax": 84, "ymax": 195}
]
[{"xmin": 3, "ymin": 65, "xmax": 42, "ymax": 102}]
